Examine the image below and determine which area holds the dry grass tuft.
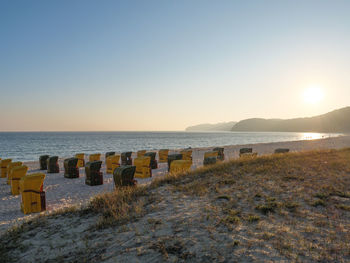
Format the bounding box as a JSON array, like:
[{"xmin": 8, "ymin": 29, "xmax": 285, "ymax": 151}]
[
  {"xmin": 336, "ymin": 204, "xmax": 350, "ymax": 211},
  {"xmin": 89, "ymin": 185, "xmax": 154, "ymax": 229}
]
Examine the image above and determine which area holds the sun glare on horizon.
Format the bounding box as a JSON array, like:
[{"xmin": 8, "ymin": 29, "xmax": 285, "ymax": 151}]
[{"xmin": 302, "ymin": 85, "xmax": 325, "ymax": 104}]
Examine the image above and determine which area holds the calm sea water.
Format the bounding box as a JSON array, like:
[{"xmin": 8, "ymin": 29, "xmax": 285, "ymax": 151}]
[{"xmin": 0, "ymin": 131, "xmax": 341, "ymax": 162}]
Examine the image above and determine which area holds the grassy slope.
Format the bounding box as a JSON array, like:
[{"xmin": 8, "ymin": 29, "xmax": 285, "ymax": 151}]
[{"xmin": 1, "ymin": 149, "xmax": 350, "ymax": 262}]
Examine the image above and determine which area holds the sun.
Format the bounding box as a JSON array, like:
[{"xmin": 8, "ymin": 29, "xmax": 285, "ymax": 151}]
[{"xmin": 302, "ymin": 85, "xmax": 325, "ymax": 104}]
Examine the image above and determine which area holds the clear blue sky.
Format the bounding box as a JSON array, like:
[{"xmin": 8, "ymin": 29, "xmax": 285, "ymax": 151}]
[{"xmin": 1, "ymin": 0, "xmax": 349, "ymax": 131}]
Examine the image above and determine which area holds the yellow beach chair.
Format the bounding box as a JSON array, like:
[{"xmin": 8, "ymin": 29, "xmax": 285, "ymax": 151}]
[
  {"xmin": 89, "ymin": 153, "xmax": 101, "ymax": 162},
  {"xmin": 19, "ymin": 173, "xmax": 46, "ymax": 214},
  {"xmin": 240, "ymin": 153, "xmax": 258, "ymax": 158},
  {"xmin": 204, "ymin": 151, "xmax": 219, "ymax": 159},
  {"xmin": 106, "ymin": 155, "xmax": 120, "ymax": 174},
  {"xmin": 158, "ymin": 149, "xmax": 169, "ymax": 163},
  {"xmin": 75, "ymin": 153, "xmax": 85, "ymax": 168},
  {"xmin": 1, "ymin": 159, "xmax": 12, "ymax": 178},
  {"xmin": 7, "ymin": 162, "xmax": 23, "ymax": 185},
  {"xmin": 137, "ymin": 150, "xmax": 147, "ymax": 158},
  {"xmin": 239, "ymin": 148, "xmax": 258, "ymax": 158},
  {"xmin": 105, "ymin": 152, "xmax": 115, "ymax": 164},
  {"xmin": 11, "ymin": 165, "xmax": 28, "ymax": 195},
  {"xmin": 134, "ymin": 156, "xmax": 151, "ymax": 178},
  {"xmin": 180, "ymin": 149, "xmax": 193, "ymax": 163},
  {"xmin": 170, "ymin": 160, "xmax": 192, "ymax": 174}
]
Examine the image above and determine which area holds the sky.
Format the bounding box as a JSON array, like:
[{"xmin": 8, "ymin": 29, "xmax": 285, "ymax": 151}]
[{"xmin": 1, "ymin": 0, "xmax": 349, "ymax": 131}]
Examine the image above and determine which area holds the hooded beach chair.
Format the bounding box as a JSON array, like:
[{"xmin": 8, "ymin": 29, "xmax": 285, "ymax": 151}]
[
  {"xmin": 121, "ymin": 152, "xmax": 132, "ymax": 166},
  {"xmin": 75, "ymin": 153, "xmax": 85, "ymax": 168},
  {"xmin": 113, "ymin": 165, "xmax": 136, "ymax": 187},
  {"xmin": 145, "ymin": 152, "xmax": 158, "ymax": 169},
  {"xmin": 89, "ymin": 153, "xmax": 101, "ymax": 162},
  {"xmin": 47, "ymin": 156, "xmax": 59, "ymax": 173},
  {"xmin": 137, "ymin": 150, "xmax": 147, "ymax": 158},
  {"xmin": 19, "ymin": 173, "xmax": 46, "ymax": 214},
  {"xmin": 204, "ymin": 151, "xmax": 219, "ymax": 159},
  {"xmin": 64, "ymin": 157, "xmax": 79, "ymax": 178},
  {"xmin": 85, "ymin": 161, "xmax": 103, "ymax": 186},
  {"xmin": 180, "ymin": 149, "xmax": 193, "ymax": 163},
  {"xmin": 105, "ymin": 151, "xmax": 115, "ymax": 160},
  {"xmin": 274, "ymin": 148, "xmax": 290, "ymax": 154},
  {"xmin": 134, "ymin": 156, "xmax": 152, "ymax": 178},
  {"xmin": 106, "ymin": 154, "xmax": 120, "ymax": 174},
  {"xmin": 1, "ymin": 159, "xmax": 12, "ymax": 178},
  {"xmin": 10, "ymin": 165, "xmax": 28, "ymax": 195},
  {"xmin": 203, "ymin": 156, "xmax": 217, "ymax": 166},
  {"xmin": 167, "ymin": 154, "xmax": 183, "ymax": 172},
  {"xmin": 203, "ymin": 151, "xmax": 218, "ymax": 166},
  {"xmin": 158, "ymin": 149, "xmax": 169, "ymax": 163},
  {"xmin": 170, "ymin": 160, "xmax": 192, "ymax": 174},
  {"xmin": 39, "ymin": 155, "xmax": 49, "ymax": 170},
  {"xmin": 7, "ymin": 161, "xmax": 22, "ymax": 185},
  {"xmin": 239, "ymin": 148, "xmax": 257, "ymax": 158},
  {"xmin": 213, "ymin": 147, "xmax": 225, "ymax": 161}
]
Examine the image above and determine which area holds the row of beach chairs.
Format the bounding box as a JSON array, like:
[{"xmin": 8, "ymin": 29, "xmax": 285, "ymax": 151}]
[
  {"xmin": 0, "ymin": 149, "xmax": 194, "ymax": 214},
  {"xmin": 0, "ymin": 147, "xmax": 290, "ymax": 215},
  {"xmin": 0, "ymin": 158, "xmax": 46, "ymax": 214}
]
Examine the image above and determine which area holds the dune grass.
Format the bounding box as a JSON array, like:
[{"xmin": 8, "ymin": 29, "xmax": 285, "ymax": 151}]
[
  {"xmin": 1, "ymin": 148, "xmax": 350, "ymax": 262},
  {"xmin": 82, "ymin": 148, "xmax": 350, "ymax": 260}
]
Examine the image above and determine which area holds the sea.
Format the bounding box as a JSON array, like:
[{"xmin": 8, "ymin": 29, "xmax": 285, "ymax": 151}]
[{"xmin": 0, "ymin": 131, "xmax": 342, "ymax": 162}]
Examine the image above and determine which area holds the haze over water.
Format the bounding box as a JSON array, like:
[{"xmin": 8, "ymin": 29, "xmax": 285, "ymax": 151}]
[{"xmin": 0, "ymin": 131, "xmax": 341, "ymax": 162}]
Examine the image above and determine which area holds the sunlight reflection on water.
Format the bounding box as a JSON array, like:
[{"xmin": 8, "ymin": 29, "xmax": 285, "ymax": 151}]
[{"xmin": 301, "ymin": 133, "xmax": 331, "ymax": 140}]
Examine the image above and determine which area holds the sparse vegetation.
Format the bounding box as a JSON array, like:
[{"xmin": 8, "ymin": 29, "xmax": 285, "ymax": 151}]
[
  {"xmin": 336, "ymin": 204, "xmax": 350, "ymax": 211},
  {"xmin": 217, "ymin": 195, "xmax": 230, "ymax": 200},
  {"xmin": 89, "ymin": 185, "xmax": 154, "ymax": 229},
  {"xmin": 1, "ymin": 148, "xmax": 350, "ymax": 262},
  {"xmin": 283, "ymin": 201, "xmax": 299, "ymax": 211},
  {"xmin": 333, "ymin": 191, "xmax": 350, "ymax": 198},
  {"xmin": 261, "ymin": 232, "xmax": 275, "ymax": 240},
  {"xmin": 311, "ymin": 199, "xmax": 326, "ymax": 207},
  {"xmin": 230, "ymin": 240, "xmax": 240, "ymax": 247},
  {"xmin": 314, "ymin": 192, "xmax": 329, "ymax": 200},
  {"xmin": 222, "ymin": 215, "xmax": 240, "ymax": 225},
  {"xmin": 255, "ymin": 197, "xmax": 278, "ymax": 214},
  {"xmin": 246, "ymin": 214, "xmax": 260, "ymax": 222}
]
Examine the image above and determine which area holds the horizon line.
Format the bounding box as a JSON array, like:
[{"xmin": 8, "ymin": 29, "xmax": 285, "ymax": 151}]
[{"xmin": 0, "ymin": 130, "xmax": 187, "ymax": 133}]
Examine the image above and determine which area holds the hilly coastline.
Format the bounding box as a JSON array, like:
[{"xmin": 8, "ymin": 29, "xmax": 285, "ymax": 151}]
[
  {"xmin": 185, "ymin": 121, "xmax": 237, "ymax": 132},
  {"xmin": 186, "ymin": 107, "xmax": 350, "ymax": 133},
  {"xmin": 232, "ymin": 107, "xmax": 350, "ymax": 133}
]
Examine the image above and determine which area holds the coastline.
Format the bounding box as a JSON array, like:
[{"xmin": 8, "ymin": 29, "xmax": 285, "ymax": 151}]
[
  {"xmin": 0, "ymin": 131, "xmax": 343, "ymax": 162},
  {"xmin": 1, "ymin": 135, "xmax": 350, "ymax": 234}
]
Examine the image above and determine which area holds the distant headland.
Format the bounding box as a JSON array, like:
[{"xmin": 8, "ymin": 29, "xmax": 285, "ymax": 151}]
[{"xmin": 186, "ymin": 107, "xmax": 350, "ymax": 133}]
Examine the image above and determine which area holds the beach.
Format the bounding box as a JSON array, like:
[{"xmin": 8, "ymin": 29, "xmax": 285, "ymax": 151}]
[{"xmin": 1, "ymin": 135, "xmax": 350, "ymax": 234}]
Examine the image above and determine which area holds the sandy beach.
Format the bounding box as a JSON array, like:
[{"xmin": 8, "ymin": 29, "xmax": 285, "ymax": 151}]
[{"xmin": 1, "ymin": 135, "xmax": 350, "ymax": 234}]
